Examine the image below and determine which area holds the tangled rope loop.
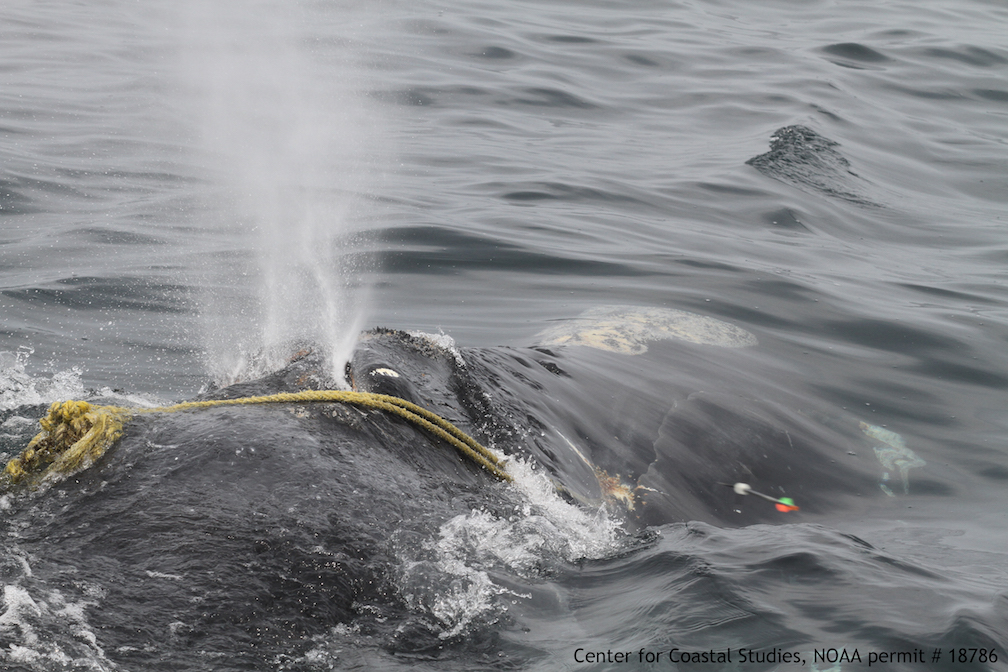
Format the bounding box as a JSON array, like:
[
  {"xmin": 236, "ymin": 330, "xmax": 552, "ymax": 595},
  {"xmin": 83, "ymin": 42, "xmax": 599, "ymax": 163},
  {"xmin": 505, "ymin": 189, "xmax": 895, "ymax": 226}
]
[
  {"xmin": 4, "ymin": 400, "xmax": 131, "ymax": 486},
  {"xmin": 3, "ymin": 392, "xmax": 511, "ymax": 489}
]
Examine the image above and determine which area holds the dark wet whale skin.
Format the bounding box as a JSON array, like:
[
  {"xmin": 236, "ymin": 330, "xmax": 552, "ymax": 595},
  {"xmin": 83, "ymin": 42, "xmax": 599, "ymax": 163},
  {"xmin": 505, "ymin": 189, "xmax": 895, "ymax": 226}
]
[
  {"xmin": 345, "ymin": 329, "xmax": 885, "ymax": 526},
  {"xmin": 3, "ymin": 340, "xmax": 516, "ymax": 667},
  {"xmin": 0, "ymin": 329, "xmax": 886, "ymax": 668}
]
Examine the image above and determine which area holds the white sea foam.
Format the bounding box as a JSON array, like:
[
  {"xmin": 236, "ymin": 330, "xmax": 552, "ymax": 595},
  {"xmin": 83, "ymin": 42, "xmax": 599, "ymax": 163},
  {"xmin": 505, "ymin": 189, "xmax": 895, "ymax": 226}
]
[
  {"xmin": 0, "ymin": 585, "xmax": 43, "ymax": 647},
  {"xmin": 395, "ymin": 455, "xmax": 624, "ymax": 639},
  {"xmin": 504, "ymin": 456, "xmax": 624, "ymax": 561},
  {"xmin": 1, "ymin": 552, "xmax": 114, "ymax": 671},
  {"xmin": 145, "ymin": 570, "xmax": 184, "ymax": 581},
  {"xmin": 93, "ymin": 387, "xmax": 163, "ymax": 410},
  {"xmin": 0, "ymin": 348, "xmax": 85, "ymax": 411},
  {"xmin": 0, "ymin": 585, "xmax": 115, "ymax": 671}
]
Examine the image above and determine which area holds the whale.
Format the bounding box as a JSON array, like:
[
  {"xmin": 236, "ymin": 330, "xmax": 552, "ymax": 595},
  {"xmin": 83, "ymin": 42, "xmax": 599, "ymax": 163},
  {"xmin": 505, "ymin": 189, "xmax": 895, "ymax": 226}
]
[{"xmin": 0, "ymin": 312, "xmax": 911, "ymax": 669}]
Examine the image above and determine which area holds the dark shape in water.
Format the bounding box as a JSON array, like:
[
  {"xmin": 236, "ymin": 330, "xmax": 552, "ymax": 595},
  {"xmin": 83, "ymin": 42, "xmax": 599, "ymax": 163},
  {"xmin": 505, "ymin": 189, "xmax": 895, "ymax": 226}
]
[
  {"xmin": 820, "ymin": 42, "xmax": 891, "ymax": 68},
  {"xmin": 746, "ymin": 125, "xmax": 877, "ymax": 205}
]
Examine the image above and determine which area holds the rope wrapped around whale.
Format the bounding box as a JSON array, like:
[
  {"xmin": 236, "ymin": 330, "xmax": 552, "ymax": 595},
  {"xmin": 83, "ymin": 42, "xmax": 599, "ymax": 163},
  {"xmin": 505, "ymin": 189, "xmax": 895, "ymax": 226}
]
[{"xmin": 3, "ymin": 391, "xmax": 511, "ymax": 489}]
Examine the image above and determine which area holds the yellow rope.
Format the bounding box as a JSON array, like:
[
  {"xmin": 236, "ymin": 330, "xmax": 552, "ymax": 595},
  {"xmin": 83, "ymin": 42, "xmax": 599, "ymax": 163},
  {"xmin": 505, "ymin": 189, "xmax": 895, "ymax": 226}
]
[{"xmin": 3, "ymin": 391, "xmax": 512, "ymax": 488}]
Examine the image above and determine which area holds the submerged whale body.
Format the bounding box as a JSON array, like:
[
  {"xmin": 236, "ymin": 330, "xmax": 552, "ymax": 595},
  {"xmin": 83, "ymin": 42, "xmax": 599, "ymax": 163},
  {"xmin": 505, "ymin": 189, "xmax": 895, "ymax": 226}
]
[
  {"xmin": 0, "ymin": 322, "xmax": 895, "ymax": 669},
  {"xmin": 746, "ymin": 125, "xmax": 878, "ymax": 205}
]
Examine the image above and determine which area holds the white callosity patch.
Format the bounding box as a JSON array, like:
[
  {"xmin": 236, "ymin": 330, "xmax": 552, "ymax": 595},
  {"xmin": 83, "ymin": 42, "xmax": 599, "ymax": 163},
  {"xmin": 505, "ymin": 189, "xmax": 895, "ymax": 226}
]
[
  {"xmin": 535, "ymin": 305, "xmax": 758, "ymax": 355},
  {"xmin": 861, "ymin": 421, "xmax": 926, "ymax": 496}
]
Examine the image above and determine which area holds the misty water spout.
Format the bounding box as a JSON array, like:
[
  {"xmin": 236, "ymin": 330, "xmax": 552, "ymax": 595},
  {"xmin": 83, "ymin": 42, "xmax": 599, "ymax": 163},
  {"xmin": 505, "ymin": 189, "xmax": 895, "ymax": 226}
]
[{"xmin": 170, "ymin": 0, "xmax": 383, "ymax": 385}]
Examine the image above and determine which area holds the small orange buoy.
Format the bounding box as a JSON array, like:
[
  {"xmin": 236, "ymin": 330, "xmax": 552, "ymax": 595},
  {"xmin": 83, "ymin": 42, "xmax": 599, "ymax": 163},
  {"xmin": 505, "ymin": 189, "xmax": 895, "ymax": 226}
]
[{"xmin": 774, "ymin": 497, "xmax": 799, "ymax": 512}]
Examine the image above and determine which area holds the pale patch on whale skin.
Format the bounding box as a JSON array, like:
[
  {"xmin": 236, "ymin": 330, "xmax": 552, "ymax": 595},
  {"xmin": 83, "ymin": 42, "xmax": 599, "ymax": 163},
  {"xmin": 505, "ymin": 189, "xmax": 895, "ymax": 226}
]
[
  {"xmin": 534, "ymin": 305, "xmax": 758, "ymax": 355},
  {"xmin": 555, "ymin": 430, "xmax": 656, "ymax": 511},
  {"xmin": 860, "ymin": 421, "xmax": 925, "ymax": 496}
]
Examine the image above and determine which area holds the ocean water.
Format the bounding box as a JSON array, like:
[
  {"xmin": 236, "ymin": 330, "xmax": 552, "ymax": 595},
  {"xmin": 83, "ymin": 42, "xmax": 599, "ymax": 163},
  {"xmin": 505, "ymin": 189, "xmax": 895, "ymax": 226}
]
[{"xmin": 1, "ymin": 0, "xmax": 1007, "ymax": 669}]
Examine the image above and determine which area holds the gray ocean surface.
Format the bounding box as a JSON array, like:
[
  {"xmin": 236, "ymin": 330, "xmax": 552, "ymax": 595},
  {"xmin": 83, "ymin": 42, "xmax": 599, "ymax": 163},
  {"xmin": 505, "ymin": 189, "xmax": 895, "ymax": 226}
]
[{"xmin": 1, "ymin": 0, "xmax": 1007, "ymax": 670}]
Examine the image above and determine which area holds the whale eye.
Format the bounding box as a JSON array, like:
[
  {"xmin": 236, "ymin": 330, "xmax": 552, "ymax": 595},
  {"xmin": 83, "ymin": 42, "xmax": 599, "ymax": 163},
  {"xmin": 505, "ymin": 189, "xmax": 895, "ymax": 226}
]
[{"xmin": 370, "ymin": 368, "xmax": 400, "ymax": 378}]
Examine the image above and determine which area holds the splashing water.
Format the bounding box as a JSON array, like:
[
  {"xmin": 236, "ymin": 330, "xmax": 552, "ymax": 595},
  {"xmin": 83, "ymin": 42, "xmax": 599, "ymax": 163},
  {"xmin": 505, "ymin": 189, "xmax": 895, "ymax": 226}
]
[
  {"xmin": 0, "ymin": 541, "xmax": 114, "ymax": 672},
  {"xmin": 0, "ymin": 348, "xmax": 85, "ymax": 412},
  {"xmin": 394, "ymin": 457, "xmax": 627, "ymax": 639},
  {"xmin": 169, "ymin": 0, "xmax": 385, "ymax": 385}
]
